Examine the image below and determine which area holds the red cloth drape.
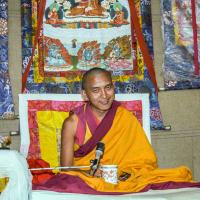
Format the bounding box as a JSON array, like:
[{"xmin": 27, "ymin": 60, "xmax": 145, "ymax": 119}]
[
  {"xmin": 128, "ymin": 0, "xmax": 158, "ymax": 94},
  {"xmin": 22, "ymin": 0, "xmax": 46, "ymax": 92},
  {"xmin": 191, "ymin": 0, "xmax": 199, "ymax": 76}
]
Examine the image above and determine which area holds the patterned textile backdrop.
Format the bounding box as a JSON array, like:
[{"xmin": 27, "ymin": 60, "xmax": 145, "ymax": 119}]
[
  {"xmin": 161, "ymin": 0, "xmax": 200, "ymax": 89},
  {"xmin": 0, "ymin": 0, "xmax": 14, "ymax": 119},
  {"xmin": 21, "ymin": 0, "xmax": 164, "ymax": 129}
]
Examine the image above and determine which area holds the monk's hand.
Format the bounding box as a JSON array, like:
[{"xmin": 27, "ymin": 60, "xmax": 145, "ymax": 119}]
[
  {"xmin": 93, "ymin": 168, "xmax": 102, "ymax": 178},
  {"xmin": 118, "ymin": 172, "xmax": 131, "ymax": 181}
]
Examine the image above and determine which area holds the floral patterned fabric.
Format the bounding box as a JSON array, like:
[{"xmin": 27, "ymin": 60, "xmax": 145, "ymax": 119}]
[{"xmin": 0, "ymin": 0, "xmax": 14, "ymax": 118}]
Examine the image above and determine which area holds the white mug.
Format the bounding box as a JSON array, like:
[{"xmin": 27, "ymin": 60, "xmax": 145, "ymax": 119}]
[{"xmin": 100, "ymin": 165, "xmax": 118, "ymax": 184}]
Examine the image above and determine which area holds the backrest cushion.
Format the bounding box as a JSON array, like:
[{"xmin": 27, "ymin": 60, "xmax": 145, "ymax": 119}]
[{"xmin": 19, "ymin": 94, "xmax": 150, "ymax": 167}]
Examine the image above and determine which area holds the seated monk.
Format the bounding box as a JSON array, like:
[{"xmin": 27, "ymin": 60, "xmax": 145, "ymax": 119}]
[
  {"xmin": 33, "ymin": 68, "xmax": 200, "ymax": 194},
  {"xmin": 69, "ymin": 0, "xmax": 105, "ymax": 16}
]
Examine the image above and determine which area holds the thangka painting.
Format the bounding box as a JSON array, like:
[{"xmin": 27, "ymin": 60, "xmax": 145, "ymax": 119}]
[
  {"xmin": 43, "ymin": 0, "xmax": 132, "ymax": 75},
  {"xmin": 21, "ymin": 0, "xmax": 164, "ymax": 129},
  {"xmin": 0, "ymin": 0, "xmax": 14, "ymax": 119},
  {"xmin": 161, "ymin": 0, "xmax": 200, "ymax": 89}
]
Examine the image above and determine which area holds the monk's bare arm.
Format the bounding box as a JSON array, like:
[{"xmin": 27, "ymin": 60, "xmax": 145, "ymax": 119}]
[{"xmin": 60, "ymin": 113, "xmax": 77, "ymax": 167}]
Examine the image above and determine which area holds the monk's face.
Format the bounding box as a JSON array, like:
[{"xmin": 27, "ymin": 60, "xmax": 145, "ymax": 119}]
[{"xmin": 82, "ymin": 72, "xmax": 115, "ymax": 113}]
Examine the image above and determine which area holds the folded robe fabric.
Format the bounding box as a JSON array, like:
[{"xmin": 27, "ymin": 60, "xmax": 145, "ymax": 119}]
[
  {"xmin": 28, "ymin": 158, "xmax": 55, "ymax": 185},
  {"xmin": 32, "ymin": 102, "xmax": 200, "ymax": 193}
]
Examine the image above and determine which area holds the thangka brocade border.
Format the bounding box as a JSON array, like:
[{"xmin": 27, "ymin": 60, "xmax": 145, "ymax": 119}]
[
  {"xmin": 21, "ymin": 0, "xmax": 164, "ymax": 129},
  {"xmin": 0, "ymin": 0, "xmax": 14, "ymax": 119}
]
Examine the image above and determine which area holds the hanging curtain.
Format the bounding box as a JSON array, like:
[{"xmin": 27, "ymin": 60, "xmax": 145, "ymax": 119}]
[
  {"xmin": 0, "ymin": 0, "xmax": 14, "ymax": 119},
  {"xmin": 161, "ymin": 0, "xmax": 200, "ymax": 89}
]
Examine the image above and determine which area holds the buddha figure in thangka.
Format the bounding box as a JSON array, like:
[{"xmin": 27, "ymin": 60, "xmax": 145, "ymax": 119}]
[{"xmin": 68, "ymin": 0, "xmax": 105, "ymax": 16}]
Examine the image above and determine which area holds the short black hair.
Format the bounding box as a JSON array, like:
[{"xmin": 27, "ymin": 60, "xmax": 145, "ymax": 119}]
[{"xmin": 81, "ymin": 67, "xmax": 112, "ymax": 90}]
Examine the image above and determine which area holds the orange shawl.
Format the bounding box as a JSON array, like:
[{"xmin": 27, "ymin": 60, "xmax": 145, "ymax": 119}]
[{"xmin": 61, "ymin": 106, "xmax": 192, "ymax": 192}]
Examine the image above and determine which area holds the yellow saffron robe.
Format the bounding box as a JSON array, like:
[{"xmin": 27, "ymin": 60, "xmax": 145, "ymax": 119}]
[{"xmin": 61, "ymin": 106, "xmax": 192, "ymax": 192}]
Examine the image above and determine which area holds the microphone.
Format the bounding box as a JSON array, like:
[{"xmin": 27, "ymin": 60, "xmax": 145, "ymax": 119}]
[
  {"xmin": 90, "ymin": 142, "xmax": 105, "ymax": 175},
  {"xmin": 95, "ymin": 142, "xmax": 105, "ymax": 162}
]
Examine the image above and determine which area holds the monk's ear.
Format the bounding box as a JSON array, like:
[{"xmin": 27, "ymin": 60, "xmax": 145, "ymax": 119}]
[{"xmin": 81, "ymin": 90, "xmax": 89, "ymax": 101}]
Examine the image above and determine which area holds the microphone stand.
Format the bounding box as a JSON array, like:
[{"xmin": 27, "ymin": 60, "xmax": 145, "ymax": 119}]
[
  {"xmin": 90, "ymin": 142, "xmax": 105, "ymax": 176},
  {"xmin": 90, "ymin": 159, "xmax": 99, "ymax": 176}
]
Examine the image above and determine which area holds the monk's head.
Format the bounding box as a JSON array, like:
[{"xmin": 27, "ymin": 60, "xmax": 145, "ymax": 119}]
[{"xmin": 81, "ymin": 68, "xmax": 115, "ymax": 114}]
